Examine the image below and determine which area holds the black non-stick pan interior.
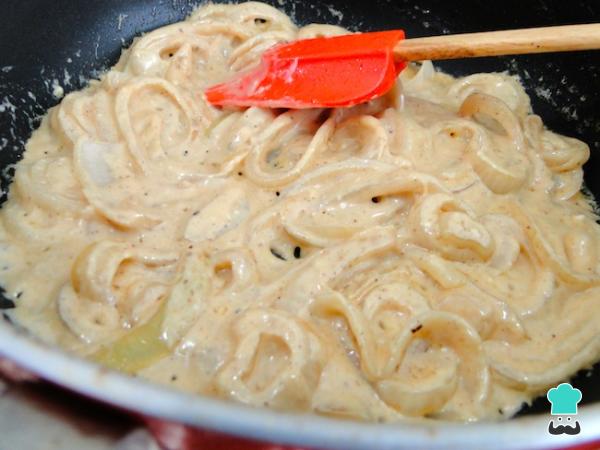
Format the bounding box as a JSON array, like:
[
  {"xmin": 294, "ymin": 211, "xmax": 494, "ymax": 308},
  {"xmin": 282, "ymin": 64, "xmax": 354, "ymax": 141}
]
[{"xmin": 1, "ymin": 0, "xmax": 599, "ymax": 418}]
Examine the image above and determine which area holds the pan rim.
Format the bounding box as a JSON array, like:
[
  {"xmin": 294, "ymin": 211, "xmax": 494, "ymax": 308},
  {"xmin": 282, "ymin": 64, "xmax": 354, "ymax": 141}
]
[{"xmin": 0, "ymin": 320, "xmax": 598, "ymax": 450}]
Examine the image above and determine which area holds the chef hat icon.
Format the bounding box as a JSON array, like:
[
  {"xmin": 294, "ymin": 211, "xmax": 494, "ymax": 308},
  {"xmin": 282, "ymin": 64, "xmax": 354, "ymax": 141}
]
[{"xmin": 547, "ymin": 383, "xmax": 582, "ymax": 415}]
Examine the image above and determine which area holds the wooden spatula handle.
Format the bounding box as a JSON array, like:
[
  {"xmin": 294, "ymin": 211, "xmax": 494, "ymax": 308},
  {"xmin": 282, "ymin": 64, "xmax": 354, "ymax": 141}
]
[{"xmin": 394, "ymin": 23, "xmax": 600, "ymax": 61}]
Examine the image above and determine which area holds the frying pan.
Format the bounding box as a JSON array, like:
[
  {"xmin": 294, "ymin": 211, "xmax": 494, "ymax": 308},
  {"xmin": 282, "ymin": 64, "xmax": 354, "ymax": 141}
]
[{"xmin": 1, "ymin": 0, "xmax": 600, "ymax": 448}]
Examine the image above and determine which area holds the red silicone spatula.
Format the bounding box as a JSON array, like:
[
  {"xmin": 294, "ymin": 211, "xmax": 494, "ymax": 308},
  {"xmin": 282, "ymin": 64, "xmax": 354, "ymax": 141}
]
[{"xmin": 205, "ymin": 24, "xmax": 600, "ymax": 109}]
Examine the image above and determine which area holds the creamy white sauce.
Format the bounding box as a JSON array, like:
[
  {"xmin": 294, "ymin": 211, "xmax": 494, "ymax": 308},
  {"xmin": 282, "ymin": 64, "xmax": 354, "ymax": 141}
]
[{"xmin": 1, "ymin": 1, "xmax": 600, "ymax": 422}]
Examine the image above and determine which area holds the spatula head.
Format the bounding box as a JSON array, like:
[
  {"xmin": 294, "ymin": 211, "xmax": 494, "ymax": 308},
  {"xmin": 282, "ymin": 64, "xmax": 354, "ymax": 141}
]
[{"xmin": 204, "ymin": 30, "xmax": 405, "ymax": 109}]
